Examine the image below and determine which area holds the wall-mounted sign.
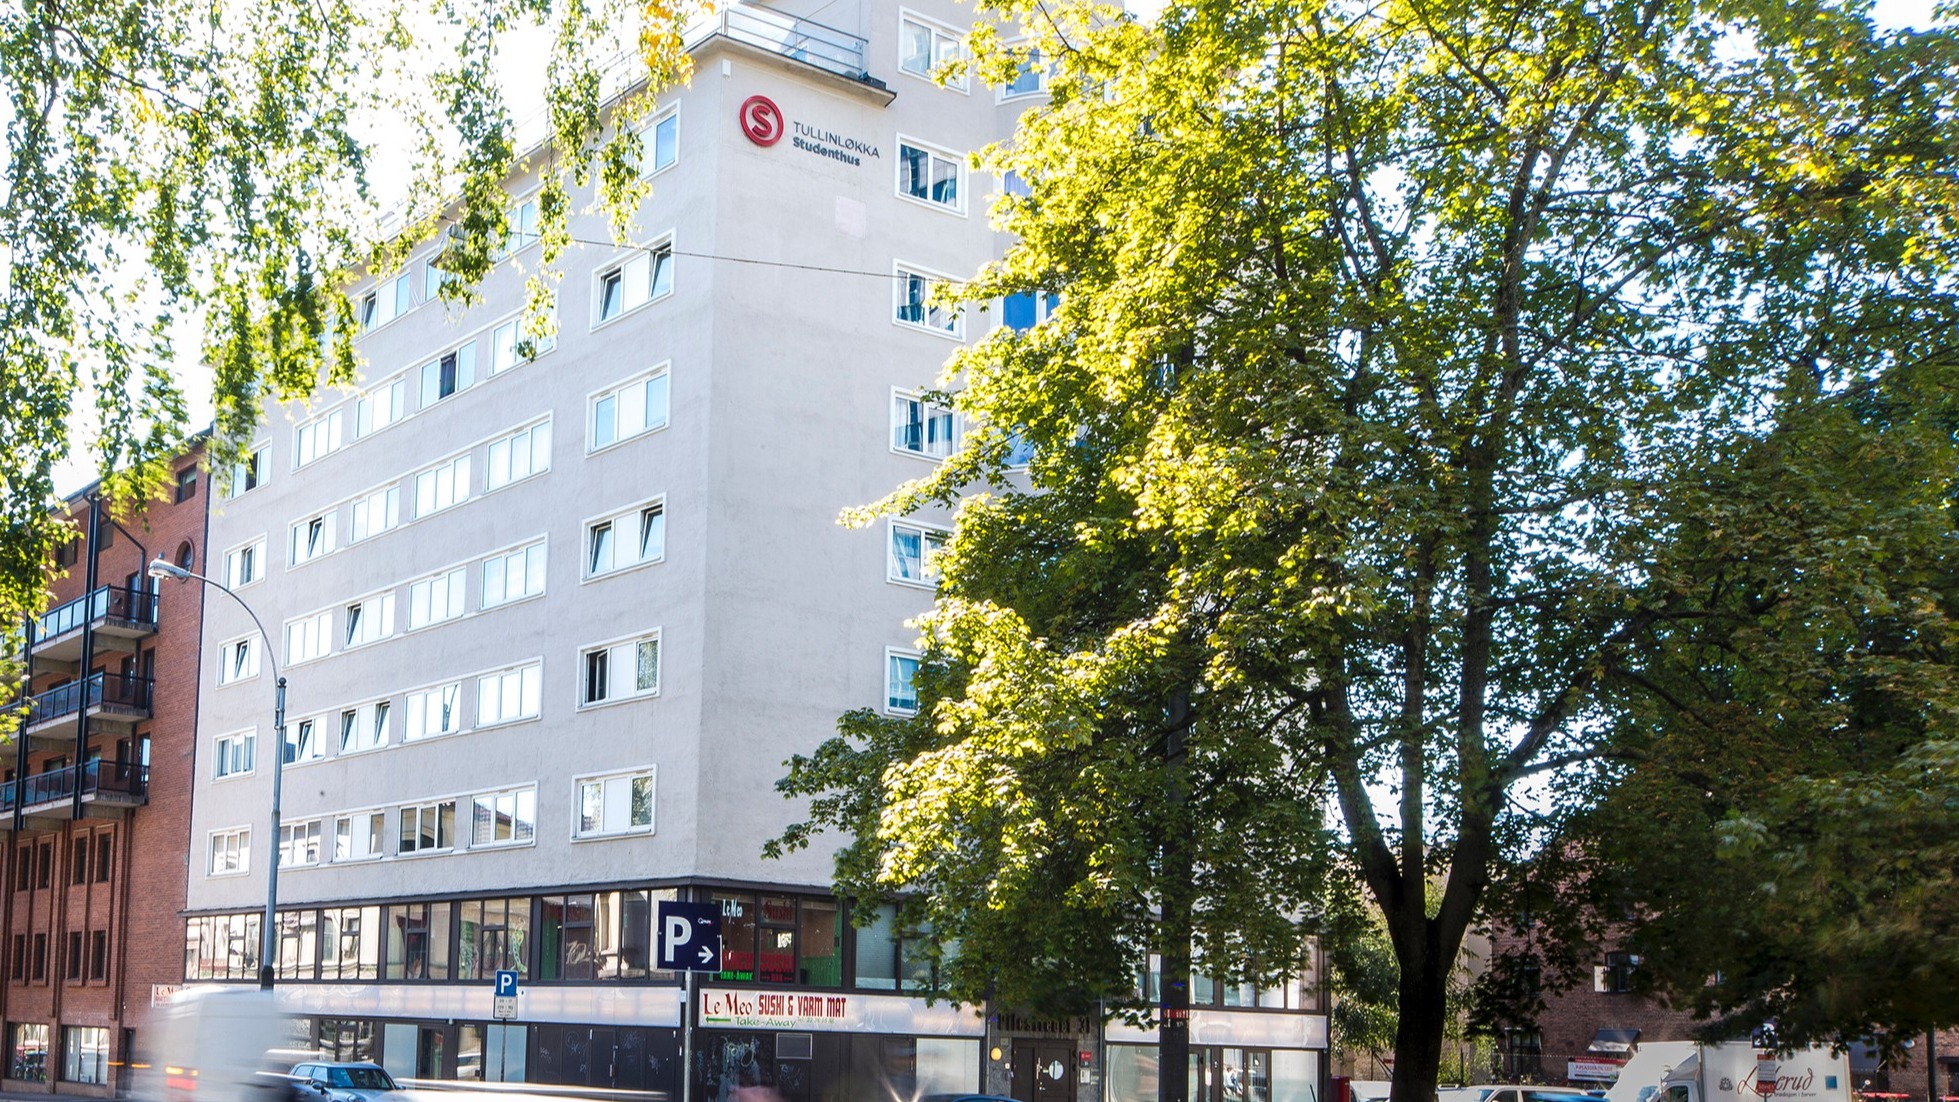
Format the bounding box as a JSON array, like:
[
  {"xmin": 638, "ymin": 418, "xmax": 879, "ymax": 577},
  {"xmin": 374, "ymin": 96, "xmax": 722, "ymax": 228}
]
[
  {"xmin": 740, "ymin": 95, "xmax": 784, "ymax": 146},
  {"xmin": 737, "ymin": 93, "xmax": 879, "ymax": 166}
]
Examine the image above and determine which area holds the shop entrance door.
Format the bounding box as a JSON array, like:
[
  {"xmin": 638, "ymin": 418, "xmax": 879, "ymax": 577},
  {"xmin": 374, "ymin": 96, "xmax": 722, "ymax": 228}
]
[{"xmin": 1011, "ymin": 1042, "xmax": 1076, "ymax": 1102}]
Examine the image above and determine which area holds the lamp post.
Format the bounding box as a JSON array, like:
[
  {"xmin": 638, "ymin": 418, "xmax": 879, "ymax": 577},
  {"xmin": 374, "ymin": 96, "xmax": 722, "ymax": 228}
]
[{"xmin": 149, "ymin": 557, "xmax": 286, "ymax": 991}]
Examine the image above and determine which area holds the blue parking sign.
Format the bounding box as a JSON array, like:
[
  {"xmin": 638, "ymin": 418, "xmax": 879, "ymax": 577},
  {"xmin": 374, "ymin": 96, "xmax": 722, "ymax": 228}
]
[{"xmin": 494, "ymin": 969, "xmax": 519, "ymax": 997}]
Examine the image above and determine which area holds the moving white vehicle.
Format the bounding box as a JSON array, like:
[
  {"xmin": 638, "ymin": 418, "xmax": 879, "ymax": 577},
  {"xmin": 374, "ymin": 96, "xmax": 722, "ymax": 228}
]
[
  {"xmin": 1651, "ymin": 1044, "xmax": 1851, "ymax": 1102},
  {"xmin": 142, "ymin": 987, "xmax": 296, "ymax": 1102}
]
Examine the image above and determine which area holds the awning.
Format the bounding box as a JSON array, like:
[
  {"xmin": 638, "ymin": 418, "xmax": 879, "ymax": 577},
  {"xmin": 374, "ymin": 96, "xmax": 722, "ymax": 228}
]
[{"xmin": 1589, "ymin": 1028, "xmax": 1643, "ymax": 1055}]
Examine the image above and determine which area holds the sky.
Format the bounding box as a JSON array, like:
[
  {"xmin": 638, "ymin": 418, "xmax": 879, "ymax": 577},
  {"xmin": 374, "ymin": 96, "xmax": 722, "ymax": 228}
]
[{"xmin": 50, "ymin": 0, "xmax": 1950, "ymax": 497}]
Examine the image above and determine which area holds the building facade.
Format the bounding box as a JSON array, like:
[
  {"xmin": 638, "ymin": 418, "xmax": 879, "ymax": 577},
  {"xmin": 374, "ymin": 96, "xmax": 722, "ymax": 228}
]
[
  {"xmin": 4, "ymin": 454, "xmax": 209, "ymax": 1095},
  {"xmin": 178, "ymin": 4, "xmax": 1327, "ymax": 1102}
]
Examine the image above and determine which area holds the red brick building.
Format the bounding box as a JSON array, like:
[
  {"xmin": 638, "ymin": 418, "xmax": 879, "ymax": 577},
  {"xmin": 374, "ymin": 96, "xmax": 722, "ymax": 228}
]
[{"xmin": 3, "ymin": 452, "xmax": 207, "ymax": 1095}]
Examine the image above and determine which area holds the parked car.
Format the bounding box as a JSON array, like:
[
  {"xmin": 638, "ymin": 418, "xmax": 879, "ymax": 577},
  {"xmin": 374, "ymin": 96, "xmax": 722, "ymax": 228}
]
[
  {"xmin": 1440, "ymin": 1086, "xmax": 1605, "ymax": 1102},
  {"xmin": 288, "ymin": 1062, "xmax": 405, "ymax": 1102}
]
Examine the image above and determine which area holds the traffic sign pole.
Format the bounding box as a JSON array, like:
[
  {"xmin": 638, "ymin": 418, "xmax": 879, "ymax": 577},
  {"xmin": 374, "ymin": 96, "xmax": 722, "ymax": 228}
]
[{"xmin": 681, "ymin": 970, "xmax": 696, "ymax": 1102}]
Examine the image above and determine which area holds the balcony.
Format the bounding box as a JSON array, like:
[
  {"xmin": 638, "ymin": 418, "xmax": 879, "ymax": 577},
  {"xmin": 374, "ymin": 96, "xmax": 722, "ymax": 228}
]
[
  {"xmin": 31, "ymin": 584, "xmax": 158, "ymax": 670},
  {"xmin": 0, "ymin": 762, "xmax": 150, "ymax": 828},
  {"xmin": 17, "ymin": 672, "xmax": 152, "ymax": 749},
  {"xmin": 687, "ymin": 5, "xmax": 874, "ymax": 84}
]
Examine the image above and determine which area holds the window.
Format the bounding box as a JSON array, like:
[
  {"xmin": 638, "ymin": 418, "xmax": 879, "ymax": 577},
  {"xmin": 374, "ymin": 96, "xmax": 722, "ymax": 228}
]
[
  {"xmin": 501, "ymin": 196, "xmax": 540, "ymax": 258},
  {"xmin": 487, "ymin": 420, "xmax": 552, "ymax": 490},
  {"xmin": 88, "ymin": 929, "xmax": 106, "ymax": 981},
  {"xmin": 887, "ymin": 650, "xmax": 921, "ymax": 714},
  {"xmin": 576, "ymin": 771, "xmax": 655, "ymax": 837},
  {"xmin": 290, "ymin": 510, "xmax": 337, "ymax": 565},
  {"xmin": 488, "ymin": 314, "xmax": 555, "ymax": 374},
  {"xmin": 399, "ymin": 801, "xmax": 457, "ymax": 854},
  {"xmin": 93, "ymin": 835, "xmax": 110, "ymax": 883},
  {"xmin": 425, "ymin": 258, "xmax": 453, "ymax": 301},
  {"xmin": 338, "ymin": 701, "xmax": 391, "ymax": 754},
  {"xmin": 589, "ymin": 366, "xmax": 670, "ymax": 450},
  {"xmin": 419, "ymin": 343, "xmax": 477, "ymax": 407},
  {"xmin": 345, "ymin": 594, "xmax": 396, "ymax": 648},
  {"xmin": 218, "ymin": 637, "xmax": 260, "ymax": 685},
  {"xmin": 209, "ymin": 828, "xmax": 250, "ymax": 875},
  {"xmin": 385, "ymin": 901, "xmax": 453, "ymax": 979},
  {"xmin": 405, "ymin": 682, "xmax": 463, "ymax": 741},
  {"xmin": 65, "ymin": 930, "xmax": 83, "ymax": 982},
  {"xmin": 585, "ymin": 501, "xmax": 665, "ymax": 577},
  {"xmin": 895, "ymin": 267, "xmax": 959, "ymax": 335},
  {"xmin": 851, "ymin": 902, "xmax": 940, "ymax": 991},
  {"xmin": 477, "ymin": 663, "xmax": 543, "ymax": 726},
  {"xmin": 899, "ymin": 13, "xmax": 967, "ymax": 89},
  {"xmin": 582, "ymin": 634, "xmax": 660, "ymax": 706},
  {"xmin": 226, "ymin": 448, "xmax": 268, "ymax": 501},
  {"xmin": 408, "ymin": 567, "xmax": 467, "ymax": 629},
  {"xmin": 1003, "ymin": 290, "xmax": 1059, "ymax": 331},
  {"xmin": 224, "ymin": 538, "xmax": 265, "ymax": 588},
  {"xmin": 354, "ymin": 379, "xmax": 407, "ymax": 437},
  {"xmin": 285, "ymin": 718, "xmax": 324, "ymax": 764},
  {"xmin": 414, "ymin": 453, "xmax": 472, "ymax": 517},
  {"xmin": 349, "ymin": 485, "xmax": 400, "ymax": 542},
  {"xmin": 174, "ymin": 466, "xmax": 199, "ymax": 502},
  {"xmin": 286, "ymin": 610, "xmax": 332, "ymax": 665},
  {"xmin": 71, "ymin": 840, "xmax": 88, "ymax": 885},
  {"xmin": 595, "ymin": 244, "xmax": 674, "ymax": 323},
  {"xmin": 54, "ymin": 537, "xmax": 79, "ymax": 568},
  {"xmin": 280, "ymin": 821, "xmax": 323, "ymax": 868},
  {"xmin": 469, "ymin": 788, "xmax": 537, "ymax": 848},
  {"xmin": 642, "ymin": 108, "xmax": 679, "ymax": 175},
  {"xmin": 61, "ymin": 1026, "xmax": 108, "ymax": 1084},
  {"xmin": 333, "ymin": 812, "xmax": 386, "ymax": 862},
  {"xmin": 31, "ymin": 933, "xmax": 46, "ymax": 981},
  {"xmin": 897, "ymin": 139, "xmax": 963, "ymax": 212},
  {"xmin": 1598, "ymin": 951, "xmax": 1640, "ymax": 993},
  {"xmin": 361, "ymin": 273, "xmax": 413, "ymax": 330},
  {"xmin": 1003, "ymin": 46, "xmax": 1048, "ymax": 97},
  {"xmin": 481, "ymin": 541, "xmax": 547, "ymax": 608},
  {"xmin": 892, "ymin": 391, "xmax": 958, "ymax": 458},
  {"xmin": 293, "ymin": 409, "xmax": 345, "ymax": 467},
  {"xmin": 214, "ymin": 730, "xmax": 256, "ymax": 779},
  {"xmin": 889, "ymin": 522, "xmax": 948, "ymax": 586}
]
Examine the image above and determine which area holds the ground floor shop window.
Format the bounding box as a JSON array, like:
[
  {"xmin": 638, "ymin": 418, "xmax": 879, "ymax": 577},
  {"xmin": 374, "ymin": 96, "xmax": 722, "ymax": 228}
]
[
  {"xmin": 530, "ymin": 1025, "xmax": 667, "ymax": 1091},
  {"xmin": 316, "ymin": 1019, "xmax": 375, "ymax": 1063},
  {"xmin": 9, "ymin": 1022, "xmax": 47, "ymax": 1081},
  {"xmin": 61, "ymin": 1026, "xmax": 108, "ymax": 1085},
  {"xmin": 695, "ymin": 1031, "xmax": 976, "ymax": 1102},
  {"xmin": 1107, "ymin": 1045, "xmax": 1319, "ymax": 1102}
]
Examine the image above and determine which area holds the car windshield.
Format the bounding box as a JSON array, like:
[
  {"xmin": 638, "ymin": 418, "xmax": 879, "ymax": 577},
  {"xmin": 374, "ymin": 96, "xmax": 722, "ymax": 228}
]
[{"xmin": 327, "ymin": 1068, "xmax": 396, "ymax": 1091}]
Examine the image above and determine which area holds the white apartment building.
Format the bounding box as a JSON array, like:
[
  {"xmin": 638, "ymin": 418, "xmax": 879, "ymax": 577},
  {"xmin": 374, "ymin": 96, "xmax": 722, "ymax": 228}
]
[{"xmin": 179, "ymin": 4, "xmax": 1326, "ymax": 1102}]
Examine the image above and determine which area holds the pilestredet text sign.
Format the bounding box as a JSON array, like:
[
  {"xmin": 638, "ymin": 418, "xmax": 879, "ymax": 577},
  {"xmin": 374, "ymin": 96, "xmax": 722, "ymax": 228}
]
[
  {"xmin": 702, "ymin": 988, "xmax": 851, "ymax": 1029},
  {"xmin": 738, "ymin": 94, "xmax": 880, "ymax": 165}
]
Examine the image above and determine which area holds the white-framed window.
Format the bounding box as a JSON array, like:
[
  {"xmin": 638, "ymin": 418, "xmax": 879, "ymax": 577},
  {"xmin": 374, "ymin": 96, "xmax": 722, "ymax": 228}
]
[
  {"xmin": 361, "ymin": 273, "xmax": 414, "ymax": 330},
  {"xmin": 641, "ymin": 107, "xmax": 679, "ymax": 176},
  {"xmin": 897, "ymin": 138, "xmax": 964, "ymax": 213},
  {"xmin": 419, "ymin": 341, "xmax": 478, "ymax": 408},
  {"xmin": 279, "ymin": 821, "xmax": 322, "ymax": 868},
  {"xmin": 332, "ymin": 811, "xmax": 386, "ymax": 862},
  {"xmin": 585, "ymin": 500, "xmax": 666, "ymax": 578},
  {"xmin": 481, "ymin": 541, "xmax": 547, "ymax": 609},
  {"xmin": 349, "ymin": 485, "xmax": 400, "ymax": 542},
  {"xmin": 290, "ymin": 510, "xmax": 337, "ymax": 566},
  {"xmin": 469, "ymin": 787, "xmax": 537, "ymax": 848},
  {"xmin": 208, "ymin": 828, "xmax": 250, "ymax": 876},
  {"xmin": 408, "ymin": 567, "xmax": 468, "ymax": 629},
  {"xmin": 414, "ymin": 453, "xmax": 472, "ymax": 518},
  {"xmin": 487, "ymin": 420, "xmax": 552, "ymax": 490},
  {"xmin": 344, "ymin": 594, "xmax": 396, "ymax": 648},
  {"xmin": 892, "ymin": 390, "xmax": 959, "ymax": 459},
  {"xmin": 405, "ymin": 682, "xmax": 463, "ymax": 741},
  {"xmin": 398, "ymin": 800, "xmax": 456, "ymax": 855},
  {"xmin": 581, "ymin": 632, "xmax": 660, "ymax": 707},
  {"xmin": 338, "ymin": 700, "xmax": 391, "ymax": 755},
  {"xmin": 489, "ymin": 311, "xmax": 557, "ymax": 375},
  {"xmin": 354, "ymin": 378, "xmax": 407, "ymax": 437},
  {"xmin": 477, "ymin": 662, "xmax": 543, "ymax": 726},
  {"xmin": 223, "ymin": 537, "xmax": 265, "ymax": 589},
  {"xmin": 1003, "ymin": 290, "xmax": 1059, "ymax": 332},
  {"xmin": 575, "ymin": 769, "xmax": 655, "ymax": 838},
  {"xmin": 500, "ymin": 196, "xmax": 540, "ymax": 258},
  {"xmin": 889, "ymin": 521, "xmax": 948, "ymax": 587},
  {"xmin": 899, "ymin": 11, "xmax": 968, "ymax": 89},
  {"xmin": 424, "ymin": 258, "xmax": 453, "ymax": 302},
  {"xmin": 595, "ymin": 243, "xmax": 675, "ymax": 324},
  {"xmin": 886, "ymin": 649, "xmax": 922, "ymax": 714},
  {"xmin": 217, "ymin": 636, "xmax": 260, "ymax": 685},
  {"xmin": 590, "ymin": 365, "xmax": 670, "ymax": 451},
  {"xmin": 894, "ymin": 265, "xmax": 961, "ymax": 336},
  {"xmin": 293, "ymin": 409, "xmax": 345, "ymax": 468},
  {"xmin": 213, "ymin": 730, "xmax": 255, "ymax": 779},
  {"xmin": 1005, "ymin": 431, "xmax": 1038, "ymax": 467},
  {"xmin": 224, "ymin": 445, "xmax": 267, "ymax": 498},
  {"xmin": 1001, "ymin": 45, "xmax": 1049, "ymax": 98},
  {"xmin": 285, "ymin": 717, "xmax": 324, "ymax": 765},
  {"xmin": 285, "ymin": 610, "xmax": 332, "ymax": 665}
]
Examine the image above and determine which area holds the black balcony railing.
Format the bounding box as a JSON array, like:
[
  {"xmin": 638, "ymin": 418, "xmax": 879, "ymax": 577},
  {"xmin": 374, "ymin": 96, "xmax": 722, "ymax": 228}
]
[
  {"xmin": 23, "ymin": 671, "xmax": 153, "ymax": 726},
  {"xmin": 1, "ymin": 761, "xmax": 150, "ymax": 815},
  {"xmin": 34, "ymin": 584, "xmax": 158, "ymax": 642}
]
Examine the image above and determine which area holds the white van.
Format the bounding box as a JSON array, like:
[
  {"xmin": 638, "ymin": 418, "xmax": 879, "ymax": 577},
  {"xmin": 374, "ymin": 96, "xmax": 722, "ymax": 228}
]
[{"xmin": 142, "ymin": 987, "xmax": 296, "ymax": 1102}]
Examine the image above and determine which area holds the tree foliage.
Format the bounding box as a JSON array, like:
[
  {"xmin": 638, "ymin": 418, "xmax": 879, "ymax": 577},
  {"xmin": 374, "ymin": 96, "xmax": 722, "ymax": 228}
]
[
  {"xmin": 0, "ymin": 0, "xmax": 699, "ymax": 622},
  {"xmin": 774, "ymin": 0, "xmax": 1959, "ymax": 1097}
]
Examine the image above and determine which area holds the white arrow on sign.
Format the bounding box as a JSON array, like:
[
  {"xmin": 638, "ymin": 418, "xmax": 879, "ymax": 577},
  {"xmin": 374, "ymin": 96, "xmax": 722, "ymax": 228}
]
[{"xmin": 698, "ymin": 945, "xmax": 714, "ymax": 963}]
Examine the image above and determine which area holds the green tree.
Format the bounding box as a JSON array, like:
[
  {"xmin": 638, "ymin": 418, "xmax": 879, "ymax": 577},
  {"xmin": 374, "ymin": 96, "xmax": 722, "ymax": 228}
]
[
  {"xmin": 0, "ymin": 0, "xmax": 698, "ymax": 622},
  {"xmin": 774, "ymin": 2, "xmax": 1959, "ymax": 1101}
]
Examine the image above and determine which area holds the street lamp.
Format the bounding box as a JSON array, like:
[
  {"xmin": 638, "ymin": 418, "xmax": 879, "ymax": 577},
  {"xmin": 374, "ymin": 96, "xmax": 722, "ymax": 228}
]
[{"xmin": 149, "ymin": 556, "xmax": 286, "ymax": 991}]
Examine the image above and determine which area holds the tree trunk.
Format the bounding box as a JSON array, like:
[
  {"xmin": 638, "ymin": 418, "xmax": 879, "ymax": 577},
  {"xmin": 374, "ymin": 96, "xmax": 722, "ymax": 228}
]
[
  {"xmin": 1160, "ymin": 687, "xmax": 1194, "ymax": 1102},
  {"xmin": 1386, "ymin": 935, "xmax": 1451, "ymax": 1102}
]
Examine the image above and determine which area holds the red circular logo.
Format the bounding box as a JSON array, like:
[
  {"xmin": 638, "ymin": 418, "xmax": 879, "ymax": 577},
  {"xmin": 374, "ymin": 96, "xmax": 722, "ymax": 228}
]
[{"xmin": 739, "ymin": 95, "xmax": 783, "ymax": 146}]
